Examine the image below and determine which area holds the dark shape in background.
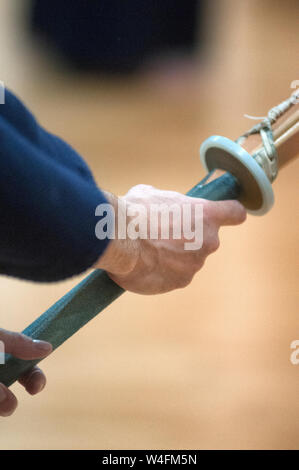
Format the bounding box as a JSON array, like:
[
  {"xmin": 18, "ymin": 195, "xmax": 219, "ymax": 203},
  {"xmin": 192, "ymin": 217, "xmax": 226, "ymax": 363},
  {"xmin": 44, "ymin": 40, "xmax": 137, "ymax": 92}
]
[{"xmin": 31, "ymin": 0, "xmax": 202, "ymax": 73}]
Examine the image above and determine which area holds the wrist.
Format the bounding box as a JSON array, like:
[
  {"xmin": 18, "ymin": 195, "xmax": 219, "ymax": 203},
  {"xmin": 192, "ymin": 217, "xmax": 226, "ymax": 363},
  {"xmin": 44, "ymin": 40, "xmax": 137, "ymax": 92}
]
[{"xmin": 95, "ymin": 192, "xmax": 140, "ymax": 275}]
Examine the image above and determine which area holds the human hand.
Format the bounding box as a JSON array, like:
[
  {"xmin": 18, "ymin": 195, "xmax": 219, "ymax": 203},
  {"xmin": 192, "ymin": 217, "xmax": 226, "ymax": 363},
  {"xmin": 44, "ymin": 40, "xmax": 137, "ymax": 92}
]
[
  {"xmin": 96, "ymin": 185, "xmax": 246, "ymax": 294},
  {"xmin": 0, "ymin": 328, "xmax": 52, "ymax": 417}
]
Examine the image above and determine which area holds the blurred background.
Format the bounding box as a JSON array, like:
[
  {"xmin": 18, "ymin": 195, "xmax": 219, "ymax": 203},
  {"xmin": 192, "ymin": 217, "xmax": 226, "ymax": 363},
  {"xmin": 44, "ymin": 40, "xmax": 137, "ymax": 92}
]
[{"xmin": 0, "ymin": 0, "xmax": 298, "ymax": 450}]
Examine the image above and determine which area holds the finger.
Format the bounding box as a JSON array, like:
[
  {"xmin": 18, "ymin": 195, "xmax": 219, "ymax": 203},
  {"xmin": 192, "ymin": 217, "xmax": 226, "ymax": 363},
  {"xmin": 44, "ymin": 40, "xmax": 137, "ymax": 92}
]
[
  {"xmin": 205, "ymin": 200, "xmax": 247, "ymax": 226},
  {"xmin": 0, "ymin": 328, "xmax": 52, "ymax": 360},
  {"xmin": 18, "ymin": 367, "xmax": 47, "ymax": 395},
  {"xmin": 0, "ymin": 383, "xmax": 18, "ymax": 417}
]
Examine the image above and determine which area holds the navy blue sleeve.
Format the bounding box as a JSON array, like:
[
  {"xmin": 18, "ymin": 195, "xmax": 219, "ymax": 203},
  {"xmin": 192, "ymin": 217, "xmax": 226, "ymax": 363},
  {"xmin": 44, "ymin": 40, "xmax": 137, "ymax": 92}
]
[{"xmin": 0, "ymin": 89, "xmax": 111, "ymax": 282}]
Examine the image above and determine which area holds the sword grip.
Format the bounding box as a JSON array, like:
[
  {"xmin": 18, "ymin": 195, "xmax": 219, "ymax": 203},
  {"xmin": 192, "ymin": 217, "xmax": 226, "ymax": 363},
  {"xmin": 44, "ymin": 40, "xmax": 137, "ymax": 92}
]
[
  {"xmin": 0, "ymin": 172, "xmax": 240, "ymax": 388},
  {"xmin": 187, "ymin": 172, "xmax": 240, "ymax": 200},
  {"xmin": 0, "ymin": 271, "xmax": 124, "ymax": 387}
]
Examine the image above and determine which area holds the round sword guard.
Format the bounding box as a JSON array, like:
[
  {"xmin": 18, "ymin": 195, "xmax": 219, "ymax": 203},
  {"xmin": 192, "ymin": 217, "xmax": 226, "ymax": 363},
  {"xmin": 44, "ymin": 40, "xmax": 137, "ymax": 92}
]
[{"xmin": 200, "ymin": 135, "xmax": 274, "ymax": 215}]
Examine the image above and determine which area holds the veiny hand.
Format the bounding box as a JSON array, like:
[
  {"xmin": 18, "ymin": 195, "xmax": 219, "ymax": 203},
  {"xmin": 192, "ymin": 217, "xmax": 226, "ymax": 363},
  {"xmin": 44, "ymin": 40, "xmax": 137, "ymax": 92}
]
[
  {"xmin": 0, "ymin": 328, "xmax": 52, "ymax": 417},
  {"xmin": 97, "ymin": 185, "xmax": 246, "ymax": 294}
]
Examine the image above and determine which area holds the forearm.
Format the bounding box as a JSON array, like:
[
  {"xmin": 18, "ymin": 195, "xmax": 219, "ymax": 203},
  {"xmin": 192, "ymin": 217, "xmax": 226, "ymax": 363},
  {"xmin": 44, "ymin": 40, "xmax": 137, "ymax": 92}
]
[{"xmin": 0, "ymin": 89, "xmax": 111, "ymax": 282}]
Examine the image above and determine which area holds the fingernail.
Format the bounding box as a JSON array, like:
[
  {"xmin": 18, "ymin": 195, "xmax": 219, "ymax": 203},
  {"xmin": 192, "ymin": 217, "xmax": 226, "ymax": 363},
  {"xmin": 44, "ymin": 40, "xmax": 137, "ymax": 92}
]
[
  {"xmin": 35, "ymin": 382, "xmax": 46, "ymax": 393},
  {"xmin": 26, "ymin": 370, "xmax": 46, "ymax": 394},
  {"xmin": 33, "ymin": 340, "xmax": 52, "ymax": 352},
  {"xmin": 0, "ymin": 384, "xmax": 7, "ymax": 403},
  {"xmin": 36, "ymin": 381, "xmax": 45, "ymax": 394}
]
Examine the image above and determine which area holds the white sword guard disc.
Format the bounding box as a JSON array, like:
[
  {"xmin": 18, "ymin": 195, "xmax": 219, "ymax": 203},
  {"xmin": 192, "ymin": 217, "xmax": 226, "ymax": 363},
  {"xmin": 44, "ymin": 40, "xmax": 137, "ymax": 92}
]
[{"xmin": 200, "ymin": 136, "xmax": 274, "ymax": 215}]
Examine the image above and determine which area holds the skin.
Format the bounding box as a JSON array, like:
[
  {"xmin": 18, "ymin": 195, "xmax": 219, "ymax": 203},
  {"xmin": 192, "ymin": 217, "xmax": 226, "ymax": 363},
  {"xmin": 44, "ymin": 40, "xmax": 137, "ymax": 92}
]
[
  {"xmin": 97, "ymin": 185, "xmax": 247, "ymax": 294},
  {"xmin": 1, "ymin": 185, "xmax": 246, "ymax": 417},
  {"xmin": 0, "ymin": 328, "xmax": 52, "ymax": 417}
]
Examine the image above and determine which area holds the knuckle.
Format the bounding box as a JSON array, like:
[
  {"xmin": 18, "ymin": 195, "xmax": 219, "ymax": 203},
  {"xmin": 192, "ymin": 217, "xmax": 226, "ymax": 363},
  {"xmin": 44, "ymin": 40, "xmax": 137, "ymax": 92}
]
[
  {"xmin": 192, "ymin": 256, "xmax": 205, "ymax": 271},
  {"xmin": 12, "ymin": 332, "xmax": 27, "ymax": 346},
  {"xmin": 206, "ymin": 236, "xmax": 220, "ymax": 253},
  {"xmin": 178, "ymin": 275, "xmax": 193, "ymax": 289},
  {"xmin": 178, "ymin": 279, "xmax": 189, "ymax": 289},
  {"xmin": 135, "ymin": 184, "xmax": 155, "ymax": 192},
  {"xmin": 9, "ymin": 332, "xmax": 32, "ymax": 354},
  {"xmin": 8, "ymin": 331, "xmax": 20, "ymax": 350}
]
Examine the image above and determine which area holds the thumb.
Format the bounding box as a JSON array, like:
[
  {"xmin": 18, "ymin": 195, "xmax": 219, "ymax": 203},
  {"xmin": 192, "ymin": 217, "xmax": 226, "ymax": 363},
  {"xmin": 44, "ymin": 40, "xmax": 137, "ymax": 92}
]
[
  {"xmin": 206, "ymin": 200, "xmax": 247, "ymax": 227},
  {"xmin": 0, "ymin": 329, "xmax": 52, "ymax": 360}
]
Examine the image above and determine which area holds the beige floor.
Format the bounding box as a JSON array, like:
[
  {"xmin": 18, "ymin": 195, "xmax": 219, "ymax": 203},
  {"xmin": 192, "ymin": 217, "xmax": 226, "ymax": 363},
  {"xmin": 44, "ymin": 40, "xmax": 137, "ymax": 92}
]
[{"xmin": 0, "ymin": 0, "xmax": 298, "ymax": 449}]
